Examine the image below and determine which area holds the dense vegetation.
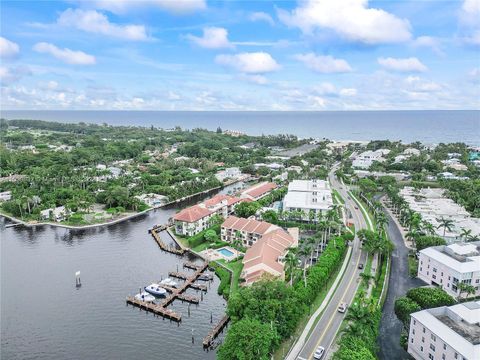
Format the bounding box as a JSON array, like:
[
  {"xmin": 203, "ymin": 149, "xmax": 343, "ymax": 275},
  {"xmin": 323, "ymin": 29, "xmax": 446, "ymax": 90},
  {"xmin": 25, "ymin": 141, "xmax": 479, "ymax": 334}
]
[
  {"xmin": 217, "ymin": 236, "xmax": 347, "ymax": 359},
  {"xmin": 0, "ymin": 119, "xmax": 305, "ymax": 223}
]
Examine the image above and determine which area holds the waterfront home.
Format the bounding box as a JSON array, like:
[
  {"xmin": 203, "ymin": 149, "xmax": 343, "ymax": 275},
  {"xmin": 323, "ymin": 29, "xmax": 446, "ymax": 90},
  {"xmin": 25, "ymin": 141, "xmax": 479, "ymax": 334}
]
[
  {"xmin": 241, "ymin": 227, "xmax": 299, "ymax": 285},
  {"xmin": 0, "ymin": 191, "xmax": 12, "ymax": 202},
  {"xmin": 283, "ymin": 179, "xmax": 333, "ymax": 222},
  {"xmin": 215, "ymin": 167, "xmax": 242, "ymax": 182},
  {"xmin": 417, "ymin": 242, "xmax": 480, "ymax": 298},
  {"xmin": 240, "ymin": 182, "xmax": 277, "ymax": 201},
  {"xmin": 407, "ymin": 301, "xmax": 480, "ymax": 360},
  {"xmin": 40, "ymin": 206, "xmax": 69, "ymax": 222},
  {"xmin": 174, "ymin": 194, "xmax": 244, "ymax": 236},
  {"xmin": 135, "ymin": 193, "xmax": 167, "ymax": 208}
]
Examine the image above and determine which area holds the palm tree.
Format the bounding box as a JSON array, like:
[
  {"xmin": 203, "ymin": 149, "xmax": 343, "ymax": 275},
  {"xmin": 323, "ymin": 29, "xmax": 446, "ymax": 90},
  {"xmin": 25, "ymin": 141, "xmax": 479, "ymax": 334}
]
[
  {"xmin": 284, "ymin": 248, "xmax": 298, "ymax": 286},
  {"xmin": 436, "ymin": 217, "xmax": 454, "ymax": 237},
  {"xmin": 421, "ymin": 220, "xmax": 436, "ymax": 236},
  {"xmin": 460, "ymin": 228, "xmax": 472, "ymax": 243}
]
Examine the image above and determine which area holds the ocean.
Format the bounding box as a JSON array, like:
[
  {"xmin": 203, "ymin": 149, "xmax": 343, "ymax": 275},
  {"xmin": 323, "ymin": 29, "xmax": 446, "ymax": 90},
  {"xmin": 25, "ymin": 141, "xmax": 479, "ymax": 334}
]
[{"xmin": 1, "ymin": 110, "xmax": 479, "ymax": 145}]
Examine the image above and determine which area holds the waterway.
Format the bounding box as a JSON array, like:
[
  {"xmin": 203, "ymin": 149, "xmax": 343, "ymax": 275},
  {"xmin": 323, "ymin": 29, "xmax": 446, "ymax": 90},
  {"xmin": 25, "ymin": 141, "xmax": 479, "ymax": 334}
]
[{"xmin": 0, "ymin": 182, "xmax": 245, "ymax": 360}]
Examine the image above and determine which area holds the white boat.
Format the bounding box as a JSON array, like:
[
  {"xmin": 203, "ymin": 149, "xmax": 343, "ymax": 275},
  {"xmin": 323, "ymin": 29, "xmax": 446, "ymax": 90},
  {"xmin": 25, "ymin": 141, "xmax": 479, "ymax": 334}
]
[
  {"xmin": 144, "ymin": 283, "xmax": 168, "ymax": 297},
  {"xmin": 160, "ymin": 278, "xmax": 178, "ymax": 287},
  {"xmin": 134, "ymin": 291, "xmax": 156, "ymax": 302}
]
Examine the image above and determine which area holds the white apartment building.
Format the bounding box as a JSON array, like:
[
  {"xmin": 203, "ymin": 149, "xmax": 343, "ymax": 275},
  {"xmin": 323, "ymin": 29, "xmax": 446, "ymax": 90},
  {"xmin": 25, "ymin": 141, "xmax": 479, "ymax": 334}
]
[
  {"xmin": 351, "ymin": 149, "xmax": 391, "ymax": 169},
  {"xmin": 408, "ymin": 301, "xmax": 480, "ymax": 360},
  {"xmin": 418, "ymin": 242, "xmax": 480, "ymax": 298},
  {"xmin": 283, "ymin": 179, "xmax": 333, "ymax": 222}
]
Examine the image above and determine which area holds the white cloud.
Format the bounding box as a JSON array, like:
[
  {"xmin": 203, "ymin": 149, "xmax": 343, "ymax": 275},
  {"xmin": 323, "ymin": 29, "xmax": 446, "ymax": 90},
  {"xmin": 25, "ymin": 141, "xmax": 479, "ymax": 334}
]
[
  {"xmin": 464, "ymin": 30, "xmax": 480, "ymax": 45},
  {"xmin": 249, "ymin": 12, "xmax": 274, "ymax": 26},
  {"xmin": 313, "ymin": 82, "xmax": 357, "ymax": 97},
  {"xmin": 278, "ymin": 0, "xmax": 411, "ymax": 44},
  {"xmin": 215, "ymin": 52, "xmax": 280, "ymax": 73},
  {"xmin": 378, "ymin": 57, "xmax": 427, "ymax": 72},
  {"xmin": 412, "ymin": 36, "xmax": 444, "ymax": 55},
  {"xmin": 460, "ymin": 0, "xmax": 480, "ymax": 26},
  {"xmin": 0, "ymin": 65, "xmax": 31, "ymax": 84},
  {"xmin": 295, "ymin": 53, "xmax": 352, "ymax": 73},
  {"xmin": 82, "ymin": 0, "xmax": 206, "ymax": 14},
  {"xmin": 58, "ymin": 8, "xmax": 148, "ymax": 41},
  {"xmin": 186, "ymin": 27, "xmax": 233, "ymax": 49},
  {"xmin": 33, "ymin": 42, "xmax": 96, "ymax": 65},
  {"xmin": 405, "ymin": 76, "xmax": 442, "ymax": 92},
  {"xmin": 239, "ymin": 74, "xmax": 269, "ymax": 85},
  {"xmin": 339, "ymin": 88, "xmax": 357, "ymax": 97},
  {"xmin": 167, "ymin": 91, "xmax": 181, "ymax": 100},
  {"xmin": 0, "ymin": 36, "xmax": 20, "ymax": 59}
]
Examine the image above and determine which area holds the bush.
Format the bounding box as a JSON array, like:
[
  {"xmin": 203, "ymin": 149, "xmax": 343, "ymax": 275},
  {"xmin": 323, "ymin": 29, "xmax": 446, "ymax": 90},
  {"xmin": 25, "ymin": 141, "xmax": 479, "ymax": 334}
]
[
  {"xmin": 406, "ymin": 287, "xmax": 456, "ymax": 309},
  {"xmin": 415, "ymin": 235, "xmax": 446, "ymax": 251},
  {"xmin": 394, "ymin": 297, "xmax": 421, "ymax": 328},
  {"xmin": 185, "ymin": 224, "xmax": 220, "ymax": 248},
  {"xmin": 211, "ymin": 262, "xmax": 231, "ymax": 299}
]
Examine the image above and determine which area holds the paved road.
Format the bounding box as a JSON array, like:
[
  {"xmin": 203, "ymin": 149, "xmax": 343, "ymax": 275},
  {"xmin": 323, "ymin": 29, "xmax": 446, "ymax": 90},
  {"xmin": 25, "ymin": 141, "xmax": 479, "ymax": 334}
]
[
  {"xmin": 296, "ymin": 167, "xmax": 368, "ymax": 360},
  {"xmin": 377, "ymin": 203, "xmax": 423, "ymax": 360}
]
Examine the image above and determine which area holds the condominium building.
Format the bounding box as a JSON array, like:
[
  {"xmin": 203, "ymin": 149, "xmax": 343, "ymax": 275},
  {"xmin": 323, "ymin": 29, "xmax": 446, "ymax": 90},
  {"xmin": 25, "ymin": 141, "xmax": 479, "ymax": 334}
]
[
  {"xmin": 417, "ymin": 242, "xmax": 480, "ymax": 298},
  {"xmin": 408, "ymin": 301, "xmax": 480, "ymax": 360},
  {"xmin": 283, "ymin": 179, "xmax": 333, "ymax": 222},
  {"xmin": 221, "ymin": 215, "xmax": 279, "ymax": 247},
  {"xmin": 240, "ymin": 182, "xmax": 277, "ymax": 201},
  {"xmin": 242, "ymin": 227, "xmax": 298, "ymax": 285},
  {"xmin": 399, "ymin": 187, "xmax": 480, "ymax": 242},
  {"xmin": 174, "ymin": 194, "xmax": 244, "ymax": 236}
]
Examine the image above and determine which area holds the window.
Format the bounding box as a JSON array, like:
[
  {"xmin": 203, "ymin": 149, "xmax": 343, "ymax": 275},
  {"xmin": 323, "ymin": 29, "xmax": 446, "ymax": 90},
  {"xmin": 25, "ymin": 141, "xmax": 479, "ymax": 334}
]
[
  {"xmin": 455, "ymin": 353, "xmax": 458, "ymax": 359},
  {"xmin": 442, "ymin": 355, "xmax": 445, "ymax": 360},
  {"xmin": 428, "ymin": 354, "xmax": 434, "ymax": 360},
  {"xmin": 411, "ymin": 338, "xmax": 414, "ymax": 343},
  {"xmin": 430, "ymin": 344, "xmax": 435, "ymax": 351},
  {"xmin": 433, "ymin": 268, "xmax": 437, "ymax": 273},
  {"xmin": 476, "ymin": 279, "xmax": 479, "ymax": 284},
  {"xmin": 431, "ymin": 334, "xmax": 436, "ymax": 341},
  {"xmin": 422, "ymin": 336, "xmax": 425, "ymax": 343},
  {"xmin": 423, "ymin": 327, "xmax": 426, "ymax": 333},
  {"xmin": 433, "ymin": 275, "xmax": 437, "ymax": 279},
  {"xmin": 443, "ymin": 344, "xmax": 447, "ymax": 350},
  {"xmin": 421, "ymin": 346, "xmax": 424, "ymax": 352},
  {"xmin": 413, "ymin": 320, "xmax": 417, "ymax": 325},
  {"xmin": 413, "ymin": 329, "xmax": 416, "ymax": 335}
]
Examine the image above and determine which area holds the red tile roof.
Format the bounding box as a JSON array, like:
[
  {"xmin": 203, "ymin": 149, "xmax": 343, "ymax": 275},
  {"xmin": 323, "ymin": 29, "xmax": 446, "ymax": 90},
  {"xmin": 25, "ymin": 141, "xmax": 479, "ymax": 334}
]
[
  {"xmin": 244, "ymin": 182, "xmax": 277, "ymax": 199},
  {"xmin": 221, "ymin": 216, "xmax": 276, "ymax": 235},
  {"xmin": 242, "ymin": 228, "xmax": 296, "ymax": 282},
  {"xmin": 204, "ymin": 194, "xmax": 229, "ymax": 207},
  {"xmin": 173, "ymin": 205, "xmax": 212, "ymax": 222}
]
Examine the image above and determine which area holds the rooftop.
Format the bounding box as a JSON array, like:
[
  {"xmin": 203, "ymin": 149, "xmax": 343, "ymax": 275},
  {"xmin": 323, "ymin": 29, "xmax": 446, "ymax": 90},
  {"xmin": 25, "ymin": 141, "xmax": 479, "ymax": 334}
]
[
  {"xmin": 420, "ymin": 241, "xmax": 480, "ymax": 273},
  {"xmin": 242, "ymin": 182, "xmax": 277, "ymax": 199}
]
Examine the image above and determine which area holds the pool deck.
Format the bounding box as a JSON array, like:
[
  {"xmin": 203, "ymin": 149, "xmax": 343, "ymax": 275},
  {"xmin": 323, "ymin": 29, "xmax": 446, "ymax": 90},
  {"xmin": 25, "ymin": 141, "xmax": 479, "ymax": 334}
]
[{"xmin": 199, "ymin": 246, "xmax": 242, "ymax": 262}]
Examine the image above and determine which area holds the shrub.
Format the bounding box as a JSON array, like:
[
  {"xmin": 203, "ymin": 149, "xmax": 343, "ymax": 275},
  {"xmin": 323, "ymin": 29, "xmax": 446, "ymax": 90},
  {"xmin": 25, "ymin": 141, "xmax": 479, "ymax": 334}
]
[
  {"xmin": 406, "ymin": 287, "xmax": 456, "ymax": 309},
  {"xmin": 394, "ymin": 297, "xmax": 421, "ymax": 328}
]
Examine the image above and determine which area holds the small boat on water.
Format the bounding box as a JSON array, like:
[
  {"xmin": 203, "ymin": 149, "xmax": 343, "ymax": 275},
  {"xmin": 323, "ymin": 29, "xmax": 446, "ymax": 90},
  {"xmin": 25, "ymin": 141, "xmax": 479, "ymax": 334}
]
[
  {"xmin": 144, "ymin": 283, "xmax": 168, "ymax": 297},
  {"xmin": 135, "ymin": 291, "xmax": 156, "ymax": 302},
  {"xmin": 160, "ymin": 278, "xmax": 178, "ymax": 287}
]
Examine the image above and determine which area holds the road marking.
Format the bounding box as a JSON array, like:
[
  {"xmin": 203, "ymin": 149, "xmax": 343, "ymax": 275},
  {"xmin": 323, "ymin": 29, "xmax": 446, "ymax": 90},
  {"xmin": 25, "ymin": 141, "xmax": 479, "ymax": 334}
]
[{"xmin": 307, "ymin": 249, "xmax": 363, "ymax": 359}]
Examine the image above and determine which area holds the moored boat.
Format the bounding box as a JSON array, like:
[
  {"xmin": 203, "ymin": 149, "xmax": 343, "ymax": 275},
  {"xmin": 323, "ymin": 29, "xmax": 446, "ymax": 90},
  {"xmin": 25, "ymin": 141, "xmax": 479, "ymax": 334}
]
[{"xmin": 144, "ymin": 283, "xmax": 168, "ymax": 297}]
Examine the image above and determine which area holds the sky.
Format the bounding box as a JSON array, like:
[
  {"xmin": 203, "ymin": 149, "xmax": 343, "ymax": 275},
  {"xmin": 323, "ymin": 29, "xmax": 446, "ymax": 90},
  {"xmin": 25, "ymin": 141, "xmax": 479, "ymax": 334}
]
[{"xmin": 0, "ymin": 0, "xmax": 479, "ymax": 111}]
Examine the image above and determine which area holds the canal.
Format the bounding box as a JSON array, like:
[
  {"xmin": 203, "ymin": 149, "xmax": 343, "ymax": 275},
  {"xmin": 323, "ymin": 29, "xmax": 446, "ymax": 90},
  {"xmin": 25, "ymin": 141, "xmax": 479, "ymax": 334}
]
[{"xmin": 0, "ymin": 182, "xmax": 244, "ymax": 360}]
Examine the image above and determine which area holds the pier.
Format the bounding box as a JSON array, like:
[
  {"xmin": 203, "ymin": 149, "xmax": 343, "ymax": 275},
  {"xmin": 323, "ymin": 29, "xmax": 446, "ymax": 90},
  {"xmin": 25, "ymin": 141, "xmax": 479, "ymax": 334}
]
[
  {"xmin": 203, "ymin": 315, "xmax": 230, "ymax": 348},
  {"xmin": 127, "ymin": 262, "xmax": 209, "ymax": 321},
  {"xmin": 150, "ymin": 227, "xmax": 185, "ymax": 255}
]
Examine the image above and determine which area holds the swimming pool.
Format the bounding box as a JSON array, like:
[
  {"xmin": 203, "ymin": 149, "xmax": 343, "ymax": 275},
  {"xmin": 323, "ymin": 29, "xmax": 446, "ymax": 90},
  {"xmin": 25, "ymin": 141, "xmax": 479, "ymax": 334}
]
[{"xmin": 217, "ymin": 247, "xmax": 235, "ymax": 257}]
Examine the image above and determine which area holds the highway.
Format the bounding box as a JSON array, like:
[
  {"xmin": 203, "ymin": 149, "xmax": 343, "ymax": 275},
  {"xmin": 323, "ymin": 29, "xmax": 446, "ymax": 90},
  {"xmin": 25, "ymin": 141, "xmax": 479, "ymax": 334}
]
[{"xmin": 296, "ymin": 165, "xmax": 368, "ymax": 360}]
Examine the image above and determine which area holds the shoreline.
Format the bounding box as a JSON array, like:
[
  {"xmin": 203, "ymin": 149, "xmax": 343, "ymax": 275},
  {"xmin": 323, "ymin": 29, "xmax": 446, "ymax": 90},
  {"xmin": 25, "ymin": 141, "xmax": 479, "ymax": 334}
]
[{"xmin": 0, "ymin": 177, "xmax": 247, "ymax": 231}]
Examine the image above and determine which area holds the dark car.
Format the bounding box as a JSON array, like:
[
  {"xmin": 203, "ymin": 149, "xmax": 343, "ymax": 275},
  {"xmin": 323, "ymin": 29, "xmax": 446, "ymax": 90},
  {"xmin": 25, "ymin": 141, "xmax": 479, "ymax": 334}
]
[{"xmin": 358, "ymin": 263, "xmax": 364, "ymax": 269}]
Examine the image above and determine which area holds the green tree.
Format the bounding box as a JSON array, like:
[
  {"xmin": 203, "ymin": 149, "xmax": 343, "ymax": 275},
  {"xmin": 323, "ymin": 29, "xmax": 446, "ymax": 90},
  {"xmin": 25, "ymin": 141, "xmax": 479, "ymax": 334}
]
[
  {"xmin": 436, "ymin": 217, "xmax": 454, "ymax": 237},
  {"xmin": 394, "ymin": 297, "xmax": 421, "ymax": 328},
  {"xmin": 415, "ymin": 235, "xmax": 446, "ymax": 251},
  {"xmin": 204, "ymin": 229, "xmax": 218, "ymax": 243},
  {"xmin": 217, "ymin": 317, "xmax": 279, "ymax": 360}
]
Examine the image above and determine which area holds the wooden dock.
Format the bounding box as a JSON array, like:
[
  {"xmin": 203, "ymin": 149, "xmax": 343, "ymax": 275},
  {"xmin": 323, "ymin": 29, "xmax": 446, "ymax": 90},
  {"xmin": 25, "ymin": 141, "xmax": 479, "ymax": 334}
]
[
  {"xmin": 183, "ymin": 261, "xmax": 203, "ymax": 271},
  {"xmin": 168, "ymin": 271, "xmax": 189, "ymax": 280},
  {"xmin": 203, "ymin": 315, "xmax": 230, "ymax": 347},
  {"xmin": 150, "ymin": 227, "xmax": 184, "ymax": 255},
  {"xmin": 190, "ymin": 283, "xmax": 208, "ymax": 292},
  {"xmin": 126, "ymin": 296, "xmax": 182, "ymax": 322}
]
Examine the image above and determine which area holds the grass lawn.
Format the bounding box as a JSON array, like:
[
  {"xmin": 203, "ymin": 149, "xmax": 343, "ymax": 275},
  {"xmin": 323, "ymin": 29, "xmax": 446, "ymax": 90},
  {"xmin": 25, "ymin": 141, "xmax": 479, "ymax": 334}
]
[
  {"xmin": 408, "ymin": 255, "xmax": 419, "ymax": 278},
  {"xmin": 217, "ymin": 259, "xmax": 244, "ymax": 295},
  {"xmin": 333, "ymin": 189, "xmax": 345, "ymax": 204}
]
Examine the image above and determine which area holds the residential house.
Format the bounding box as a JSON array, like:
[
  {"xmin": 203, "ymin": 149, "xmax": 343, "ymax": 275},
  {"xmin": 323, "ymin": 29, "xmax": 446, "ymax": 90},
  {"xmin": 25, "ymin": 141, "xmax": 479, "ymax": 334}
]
[{"xmin": 240, "ymin": 182, "xmax": 277, "ymax": 201}]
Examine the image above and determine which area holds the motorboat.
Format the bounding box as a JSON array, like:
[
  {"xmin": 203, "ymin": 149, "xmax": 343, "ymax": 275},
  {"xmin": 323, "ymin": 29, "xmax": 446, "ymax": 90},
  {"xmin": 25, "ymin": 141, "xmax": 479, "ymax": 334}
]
[
  {"xmin": 144, "ymin": 283, "xmax": 168, "ymax": 297},
  {"xmin": 134, "ymin": 291, "xmax": 156, "ymax": 302},
  {"xmin": 159, "ymin": 278, "xmax": 178, "ymax": 287},
  {"xmin": 198, "ymin": 273, "xmax": 213, "ymax": 281}
]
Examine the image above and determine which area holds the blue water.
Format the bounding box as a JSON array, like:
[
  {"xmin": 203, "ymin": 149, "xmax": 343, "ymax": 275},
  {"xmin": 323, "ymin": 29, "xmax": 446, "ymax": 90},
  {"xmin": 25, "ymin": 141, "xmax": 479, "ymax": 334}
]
[
  {"xmin": 217, "ymin": 248, "xmax": 234, "ymax": 258},
  {"xmin": 1, "ymin": 110, "xmax": 479, "ymax": 145}
]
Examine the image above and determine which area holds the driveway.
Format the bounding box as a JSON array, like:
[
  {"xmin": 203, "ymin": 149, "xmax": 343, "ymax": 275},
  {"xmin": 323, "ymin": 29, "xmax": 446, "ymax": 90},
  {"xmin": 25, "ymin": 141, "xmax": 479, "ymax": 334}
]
[{"xmin": 377, "ymin": 208, "xmax": 423, "ymax": 360}]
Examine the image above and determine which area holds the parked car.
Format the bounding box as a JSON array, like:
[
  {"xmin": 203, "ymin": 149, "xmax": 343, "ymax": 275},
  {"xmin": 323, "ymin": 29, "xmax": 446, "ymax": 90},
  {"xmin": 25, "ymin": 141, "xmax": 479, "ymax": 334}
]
[
  {"xmin": 338, "ymin": 302, "xmax": 348, "ymax": 313},
  {"xmin": 358, "ymin": 263, "xmax": 364, "ymax": 269},
  {"xmin": 313, "ymin": 346, "xmax": 325, "ymax": 359}
]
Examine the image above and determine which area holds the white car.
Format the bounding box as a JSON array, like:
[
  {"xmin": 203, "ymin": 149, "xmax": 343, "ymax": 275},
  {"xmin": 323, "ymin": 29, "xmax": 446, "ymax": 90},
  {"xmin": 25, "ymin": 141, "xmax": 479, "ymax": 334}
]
[
  {"xmin": 313, "ymin": 346, "xmax": 325, "ymax": 359},
  {"xmin": 338, "ymin": 302, "xmax": 348, "ymax": 313}
]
